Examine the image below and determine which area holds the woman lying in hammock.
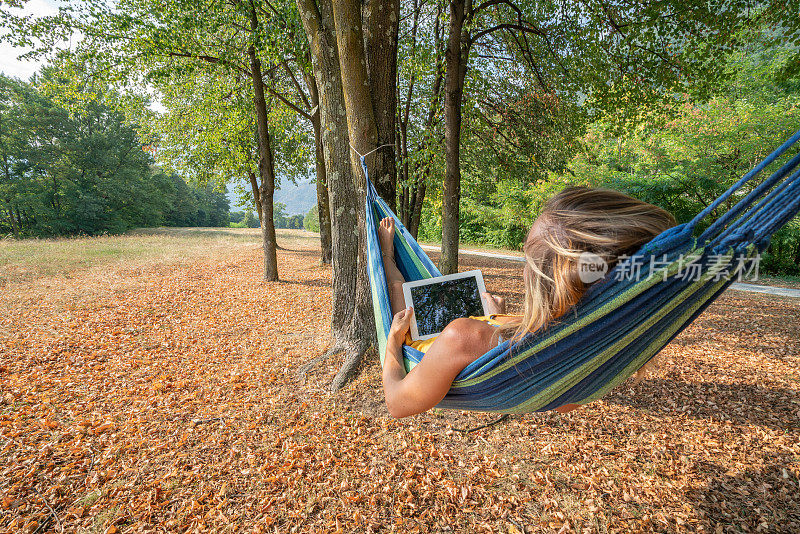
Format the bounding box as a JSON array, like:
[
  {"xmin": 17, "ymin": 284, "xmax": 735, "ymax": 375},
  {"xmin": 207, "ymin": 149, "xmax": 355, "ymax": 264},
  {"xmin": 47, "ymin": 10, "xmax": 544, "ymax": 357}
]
[{"xmin": 380, "ymin": 186, "xmax": 676, "ymax": 418}]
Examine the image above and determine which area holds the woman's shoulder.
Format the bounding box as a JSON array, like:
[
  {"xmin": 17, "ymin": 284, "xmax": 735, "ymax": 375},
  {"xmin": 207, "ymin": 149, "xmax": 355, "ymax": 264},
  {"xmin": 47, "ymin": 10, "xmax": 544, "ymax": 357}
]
[
  {"xmin": 441, "ymin": 316, "xmax": 495, "ymax": 338},
  {"xmin": 430, "ymin": 317, "xmax": 499, "ymax": 365}
]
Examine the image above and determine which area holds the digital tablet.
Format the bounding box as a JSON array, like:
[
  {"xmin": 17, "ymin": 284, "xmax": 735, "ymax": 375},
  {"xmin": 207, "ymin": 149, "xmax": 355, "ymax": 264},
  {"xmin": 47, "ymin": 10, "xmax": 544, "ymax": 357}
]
[{"xmin": 402, "ymin": 270, "xmax": 488, "ymax": 341}]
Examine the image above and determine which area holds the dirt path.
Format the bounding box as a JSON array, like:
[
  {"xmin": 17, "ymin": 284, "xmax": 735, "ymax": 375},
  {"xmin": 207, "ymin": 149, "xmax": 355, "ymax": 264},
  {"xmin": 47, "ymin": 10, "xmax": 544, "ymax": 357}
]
[{"xmin": 421, "ymin": 244, "xmax": 800, "ymax": 298}]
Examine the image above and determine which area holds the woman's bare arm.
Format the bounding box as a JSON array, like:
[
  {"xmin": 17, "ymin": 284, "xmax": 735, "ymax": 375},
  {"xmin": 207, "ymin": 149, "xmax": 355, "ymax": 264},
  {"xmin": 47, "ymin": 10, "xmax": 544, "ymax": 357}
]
[
  {"xmin": 382, "ymin": 309, "xmax": 498, "ymax": 418},
  {"xmin": 381, "ymin": 302, "xmax": 582, "ymax": 418}
]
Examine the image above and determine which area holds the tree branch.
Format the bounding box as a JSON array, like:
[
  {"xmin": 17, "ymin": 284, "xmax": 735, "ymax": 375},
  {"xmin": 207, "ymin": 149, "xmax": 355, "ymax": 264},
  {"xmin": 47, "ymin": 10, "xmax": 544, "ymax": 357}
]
[
  {"xmin": 266, "ymin": 85, "xmax": 311, "ymax": 120},
  {"xmin": 470, "ymin": 23, "xmax": 545, "ymax": 45},
  {"xmin": 165, "ymin": 50, "xmax": 249, "ymax": 75},
  {"xmin": 281, "ymin": 60, "xmax": 312, "ymax": 109}
]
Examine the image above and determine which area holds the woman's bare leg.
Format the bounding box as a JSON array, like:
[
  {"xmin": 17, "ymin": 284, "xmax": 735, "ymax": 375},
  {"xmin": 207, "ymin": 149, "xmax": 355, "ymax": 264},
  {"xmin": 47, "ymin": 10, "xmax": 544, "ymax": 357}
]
[{"xmin": 378, "ymin": 217, "xmax": 407, "ymax": 316}]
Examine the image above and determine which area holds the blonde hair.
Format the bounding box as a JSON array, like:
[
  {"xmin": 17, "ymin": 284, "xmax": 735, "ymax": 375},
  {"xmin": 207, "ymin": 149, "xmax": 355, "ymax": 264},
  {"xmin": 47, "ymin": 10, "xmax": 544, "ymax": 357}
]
[{"xmin": 501, "ymin": 187, "xmax": 676, "ymax": 377}]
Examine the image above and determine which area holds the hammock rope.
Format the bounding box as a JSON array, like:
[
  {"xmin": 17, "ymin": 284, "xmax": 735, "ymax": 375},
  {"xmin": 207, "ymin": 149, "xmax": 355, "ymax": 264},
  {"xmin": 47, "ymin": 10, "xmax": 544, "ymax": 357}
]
[{"xmin": 364, "ymin": 130, "xmax": 800, "ymax": 414}]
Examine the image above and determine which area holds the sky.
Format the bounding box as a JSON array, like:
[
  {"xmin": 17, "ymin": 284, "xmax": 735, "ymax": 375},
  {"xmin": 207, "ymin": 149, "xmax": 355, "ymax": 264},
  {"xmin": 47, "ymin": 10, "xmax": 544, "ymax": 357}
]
[{"xmin": 0, "ymin": 0, "xmax": 63, "ymax": 80}]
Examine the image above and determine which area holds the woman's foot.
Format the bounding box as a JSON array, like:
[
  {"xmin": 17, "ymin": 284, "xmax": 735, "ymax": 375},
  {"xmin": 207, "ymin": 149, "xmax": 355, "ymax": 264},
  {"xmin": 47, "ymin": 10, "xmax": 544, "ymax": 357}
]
[{"xmin": 378, "ymin": 217, "xmax": 396, "ymax": 258}]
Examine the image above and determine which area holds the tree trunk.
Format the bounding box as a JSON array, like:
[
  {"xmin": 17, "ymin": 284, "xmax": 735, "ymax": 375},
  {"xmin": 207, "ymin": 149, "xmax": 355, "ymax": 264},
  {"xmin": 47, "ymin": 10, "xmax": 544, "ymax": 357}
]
[
  {"xmin": 331, "ymin": 0, "xmax": 379, "ymax": 165},
  {"xmin": 312, "ymin": 113, "xmax": 333, "ymax": 264},
  {"xmin": 248, "ymin": 169, "xmax": 263, "ymax": 223},
  {"xmin": 401, "ymin": 1, "xmax": 442, "ymax": 241},
  {"xmin": 296, "ymin": 0, "xmax": 375, "ymax": 391},
  {"xmin": 397, "ymin": 0, "xmax": 420, "ymax": 229},
  {"xmin": 398, "ymin": 110, "xmax": 410, "ymax": 226},
  {"xmin": 410, "ymin": 181, "xmax": 425, "ymax": 238},
  {"xmin": 248, "ymin": 10, "xmax": 279, "ymax": 281},
  {"xmin": 440, "ymin": 0, "xmax": 470, "ymax": 274},
  {"xmin": 305, "ymin": 71, "xmax": 333, "ymax": 264},
  {"xmin": 363, "ymin": 0, "xmax": 399, "ymax": 210},
  {"xmin": 329, "ymin": 0, "xmax": 383, "ymax": 386}
]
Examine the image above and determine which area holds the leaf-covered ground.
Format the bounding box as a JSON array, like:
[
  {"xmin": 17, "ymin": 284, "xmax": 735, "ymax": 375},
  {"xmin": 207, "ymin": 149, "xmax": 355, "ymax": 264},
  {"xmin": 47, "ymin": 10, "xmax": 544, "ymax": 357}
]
[{"xmin": 2, "ymin": 229, "xmax": 798, "ymax": 533}]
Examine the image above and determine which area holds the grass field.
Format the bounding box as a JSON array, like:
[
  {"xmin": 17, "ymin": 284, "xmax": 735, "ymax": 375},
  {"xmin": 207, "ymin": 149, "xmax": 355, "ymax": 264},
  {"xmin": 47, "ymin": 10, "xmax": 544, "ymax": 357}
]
[
  {"xmin": 0, "ymin": 228, "xmax": 319, "ymax": 284},
  {"xmin": 1, "ymin": 228, "xmax": 799, "ymax": 533}
]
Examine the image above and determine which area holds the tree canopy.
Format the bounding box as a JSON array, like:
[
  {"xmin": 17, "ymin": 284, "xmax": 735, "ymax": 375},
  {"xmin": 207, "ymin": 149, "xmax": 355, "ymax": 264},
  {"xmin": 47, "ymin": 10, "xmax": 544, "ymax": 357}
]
[{"xmin": 0, "ymin": 71, "xmax": 226, "ymax": 236}]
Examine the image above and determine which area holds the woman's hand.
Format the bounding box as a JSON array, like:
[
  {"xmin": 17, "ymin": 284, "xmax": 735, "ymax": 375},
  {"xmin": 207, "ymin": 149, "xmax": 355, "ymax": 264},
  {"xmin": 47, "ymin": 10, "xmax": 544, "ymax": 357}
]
[
  {"xmin": 388, "ymin": 306, "xmax": 414, "ymax": 345},
  {"xmin": 482, "ymin": 292, "xmax": 506, "ymax": 315}
]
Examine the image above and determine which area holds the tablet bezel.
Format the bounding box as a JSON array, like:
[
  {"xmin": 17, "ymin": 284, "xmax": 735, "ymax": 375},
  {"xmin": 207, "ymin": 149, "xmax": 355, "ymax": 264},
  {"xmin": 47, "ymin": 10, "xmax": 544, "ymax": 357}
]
[{"xmin": 401, "ymin": 270, "xmax": 489, "ymax": 341}]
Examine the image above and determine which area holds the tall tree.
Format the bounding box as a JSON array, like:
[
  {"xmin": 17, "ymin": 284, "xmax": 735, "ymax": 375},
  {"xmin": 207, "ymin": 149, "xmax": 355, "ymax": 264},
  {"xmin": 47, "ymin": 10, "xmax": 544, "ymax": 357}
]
[
  {"xmin": 363, "ymin": 0, "xmax": 400, "ymax": 210},
  {"xmin": 305, "ymin": 72, "xmax": 334, "ymax": 264},
  {"xmin": 265, "ymin": 53, "xmax": 334, "ymax": 265},
  {"xmin": 295, "ymin": 0, "xmax": 379, "ymax": 389},
  {"xmin": 0, "ymin": 71, "xmax": 174, "ymax": 236}
]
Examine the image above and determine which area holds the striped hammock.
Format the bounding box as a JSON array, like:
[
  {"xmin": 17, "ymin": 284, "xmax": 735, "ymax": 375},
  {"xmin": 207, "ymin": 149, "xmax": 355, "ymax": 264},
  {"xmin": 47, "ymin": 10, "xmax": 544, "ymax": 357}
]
[{"xmin": 365, "ymin": 130, "xmax": 800, "ymax": 413}]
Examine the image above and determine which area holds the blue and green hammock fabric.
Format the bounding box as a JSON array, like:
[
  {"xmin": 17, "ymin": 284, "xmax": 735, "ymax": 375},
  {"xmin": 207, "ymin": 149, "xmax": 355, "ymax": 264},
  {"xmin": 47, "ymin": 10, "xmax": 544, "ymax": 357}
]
[{"xmin": 365, "ymin": 130, "xmax": 800, "ymax": 414}]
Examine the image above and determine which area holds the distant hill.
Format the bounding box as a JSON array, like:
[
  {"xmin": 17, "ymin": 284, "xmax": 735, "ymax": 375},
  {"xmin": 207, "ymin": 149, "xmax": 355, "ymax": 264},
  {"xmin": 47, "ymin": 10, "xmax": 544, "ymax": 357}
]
[
  {"xmin": 227, "ymin": 178, "xmax": 317, "ymax": 216},
  {"xmin": 276, "ymin": 179, "xmax": 317, "ymax": 215}
]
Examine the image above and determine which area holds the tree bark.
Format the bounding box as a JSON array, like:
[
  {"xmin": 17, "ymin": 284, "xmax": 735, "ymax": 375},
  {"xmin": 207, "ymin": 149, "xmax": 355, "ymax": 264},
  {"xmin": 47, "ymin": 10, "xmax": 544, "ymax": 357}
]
[
  {"xmin": 410, "ymin": 181, "xmax": 425, "ymax": 238},
  {"xmin": 440, "ymin": 0, "xmax": 470, "ymax": 274},
  {"xmin": 296, "ymin": 0, "xmax": 375, "ymax": 391},
  {"xmin": 397, "ymin": 0, "xmax": 419, "ymax": 229},
  {"xmin": 363, "ymin": 0, "xmax": 399, "ymax": 210},
  {"xmin": 248, "ymin": 169, "xmax": 262, "ymax": 223},
  {"xmin": 304, "ymin": 71, "xmax": 333, "ymax": 264},
  {"xmin": 396, "ymin": 125, "xmax": 408, "ymax": 225},
  {"xmin": 402, "ymin": 0, "xmax": 444, "ymax": 239},
  {"xmin": 398, "ymin": 98, "xmax": 410, "ymax": 227},
  {"xmin": 331, "ymin": 0, "xmax": 379, "ymax": 164},
  {"xmin": 401, "ymin": 0, "xmax": 442, "ymax": 240},
  {"xmin": 329, "ymin": 0, "xmax": 383, "ymax": 387},
  {"xmin": 312, "ymin": 113, "xmax": 333, "ymax": 264}
]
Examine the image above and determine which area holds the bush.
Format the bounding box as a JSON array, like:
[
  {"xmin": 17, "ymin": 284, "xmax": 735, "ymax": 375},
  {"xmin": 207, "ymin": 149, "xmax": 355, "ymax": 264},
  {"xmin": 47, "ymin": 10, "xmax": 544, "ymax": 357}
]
[
  {"xmin": 304, "ymin": 207, "xmax": 320, "ymax": 232},
  {"xmin": 244, "ymin": 211, "xmax": 260, "ymax": 228}
]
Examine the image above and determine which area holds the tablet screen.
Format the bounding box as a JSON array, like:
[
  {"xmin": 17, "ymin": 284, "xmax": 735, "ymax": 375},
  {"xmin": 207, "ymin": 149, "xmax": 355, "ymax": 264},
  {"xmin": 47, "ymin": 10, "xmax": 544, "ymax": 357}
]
[{"xmin": 408, "ymin": 276, "xmax": 485, "ymax": 337}]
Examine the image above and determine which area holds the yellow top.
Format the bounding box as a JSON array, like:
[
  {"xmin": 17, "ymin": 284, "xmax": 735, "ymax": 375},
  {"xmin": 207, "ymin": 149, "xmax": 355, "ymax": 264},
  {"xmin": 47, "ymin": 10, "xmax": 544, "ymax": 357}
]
[{"xmin": 405, "ymin": 314, "xmax": 506, "ymax": 353}]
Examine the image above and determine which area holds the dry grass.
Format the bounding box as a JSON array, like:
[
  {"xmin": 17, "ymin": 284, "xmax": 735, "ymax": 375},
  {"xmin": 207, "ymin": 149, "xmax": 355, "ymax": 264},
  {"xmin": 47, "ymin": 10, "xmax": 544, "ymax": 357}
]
[
  {"xmin": 0, "ymin": 228, "xmax": 318, "ymax": 285},
  {"xmin": 1, "ymin": 229, "xmax": 798, "ymax": 533}
]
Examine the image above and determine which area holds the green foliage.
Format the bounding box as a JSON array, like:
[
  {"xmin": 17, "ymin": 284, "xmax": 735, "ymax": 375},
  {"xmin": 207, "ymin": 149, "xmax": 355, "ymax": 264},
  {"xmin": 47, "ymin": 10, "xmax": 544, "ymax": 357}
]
[
  {"xmin": 272, "ymin": 202, "xmax": 288, "ymax": 229},
  {"xmin": 272, "ymin": 202, "xmax": 303, "ymax": 229},
  {"xmin": 1, "ymin": 0, "xmax": 315, "ymax": 228},
  {"xmin": 244, "ymin": 210, "xmax": 260, "ymax": 228},
  {"xmin": 189, "ymin": 182, "xmax": 230, "ymax": 227},
  {"xmin": 544, "ymin": 29, "xmax": 800, "ymax": 274},
  {"xmin": 303, "ymin": 206, "xmax": 320, "ymax": 233},
  {"xmin": 5, "ymin": 0, "xmax": 799, "ymax": 275},
  {"xmin": 229, "ymin": 210, "xmax": 258, "ymax": 228},
  {"xmin": 0, "ymin": 73, "xmax": 164, "ymax": 236},
  {"xmin": 439, "ymin": 24, "xmax": 800, "ymax": 275},
  {"xmin": 0, "ymin": 72, "xmax": 229, "ymax": 237}
]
